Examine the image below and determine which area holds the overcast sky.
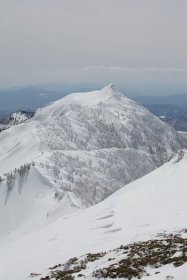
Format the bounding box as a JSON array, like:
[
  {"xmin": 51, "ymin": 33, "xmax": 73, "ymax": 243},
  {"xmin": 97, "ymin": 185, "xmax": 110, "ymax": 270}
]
[{"xmin": 0, "ymin": 0, "xmax": 187, "ymax": 95}]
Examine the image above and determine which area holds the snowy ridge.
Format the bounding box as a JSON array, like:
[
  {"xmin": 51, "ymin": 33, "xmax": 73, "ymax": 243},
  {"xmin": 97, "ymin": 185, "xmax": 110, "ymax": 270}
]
[{"xmin": 0, "ymin": 110, "xmax": 34, "ymax": 131}]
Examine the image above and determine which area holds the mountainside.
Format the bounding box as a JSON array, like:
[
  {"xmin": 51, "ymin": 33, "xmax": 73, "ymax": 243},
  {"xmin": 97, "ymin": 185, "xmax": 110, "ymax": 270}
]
[
  {"xmin": 0, "ymin": 85, "xmax": 184, "ymax": 208},
  {"xmin": 0, "ymin": 150, "xmax": 187, "ymax": 280}
]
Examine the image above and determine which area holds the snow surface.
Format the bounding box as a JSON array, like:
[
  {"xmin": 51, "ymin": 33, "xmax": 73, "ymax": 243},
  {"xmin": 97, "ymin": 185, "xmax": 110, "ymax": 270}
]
[
  {"xmin": 0, "ymin": 151, "xmax": 187, "ymax": 279},
  {"xmin": 0, "ymin": 122, "xmax": 40, "ymax": 175}
]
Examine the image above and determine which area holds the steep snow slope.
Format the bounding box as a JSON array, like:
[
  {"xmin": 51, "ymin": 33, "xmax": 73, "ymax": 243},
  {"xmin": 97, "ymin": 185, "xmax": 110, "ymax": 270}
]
[
  {"xmin": 0, "ymin": 150, "xmax": 186, "ymax": 280},
  {"xmin": 0, "ymin": 167, "xmax": 54, "ymax": 240},
  {"xmin": 0, "ymin": 122, "xmax": 40, "ymax": 175}
]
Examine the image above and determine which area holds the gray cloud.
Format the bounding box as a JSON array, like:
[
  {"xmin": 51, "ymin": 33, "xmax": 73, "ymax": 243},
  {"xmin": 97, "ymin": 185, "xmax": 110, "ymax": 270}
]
[
  {"xmin": 83, "ymin": 66, "xmax": 187, "ymax": 74},
  {"xmin": 0, "ymin": 0, "xmax": 187, "ymax": 94}
]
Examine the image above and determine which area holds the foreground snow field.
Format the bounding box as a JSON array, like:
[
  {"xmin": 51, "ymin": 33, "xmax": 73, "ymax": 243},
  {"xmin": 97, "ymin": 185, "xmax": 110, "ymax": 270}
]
[{"xmin": 0, "ymin": 151, "xmax": 187, "ymax": 280}]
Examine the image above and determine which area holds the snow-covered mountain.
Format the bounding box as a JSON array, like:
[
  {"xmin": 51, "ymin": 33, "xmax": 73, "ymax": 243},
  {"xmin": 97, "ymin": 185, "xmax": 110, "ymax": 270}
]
[
  {"xmin": 0, "ymin": 150, "xmax": 187, "ymax": 280},
  {"xmin": 0, "ymin": 85, "xmax": 184, "ymax": 208},
  {"xmin": 0, "ymin": 110, "xmax": 34, "ymax": 131},
  {"xmin": 0, "ymin": 84, "xmax": 187, "ymax": 279}
]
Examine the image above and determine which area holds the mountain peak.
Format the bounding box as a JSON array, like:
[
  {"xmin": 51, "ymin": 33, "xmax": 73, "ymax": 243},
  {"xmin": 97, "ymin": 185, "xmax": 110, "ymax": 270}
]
[
  {"xmin": 38, "ymin": 84, "xmax": 124, "ymax": 110},
  {"xmin": 101, "ymin": 84, "xmax": 122, "ymax": 97},
  {"xmin": 103, "ymin": 83, "xmax": 117, "ymax": 92}
]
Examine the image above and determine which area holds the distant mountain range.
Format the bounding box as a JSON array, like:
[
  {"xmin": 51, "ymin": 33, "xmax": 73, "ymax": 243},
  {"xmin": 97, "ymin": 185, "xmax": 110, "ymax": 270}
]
[
  {"xmin": 132, "ymin": 95, "xmax": 187, "ymax": 131},
  {"xmin": 133, "ymin": 93, "xmax": 187, "ymax": 109}
]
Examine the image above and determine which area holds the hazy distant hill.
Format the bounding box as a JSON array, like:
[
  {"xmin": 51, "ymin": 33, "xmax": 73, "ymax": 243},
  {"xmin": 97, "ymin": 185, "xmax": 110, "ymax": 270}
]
[
  {"xmin": 132, "ymin": 94, "xmax": 187, "ymax": 131},
  {"xmin": 0, "ymin": 87, "xmax": 63, "ymax": 117},
  {"xmin": 133, "ymin": 93, "xmax": 187, "ymax": 110}
]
